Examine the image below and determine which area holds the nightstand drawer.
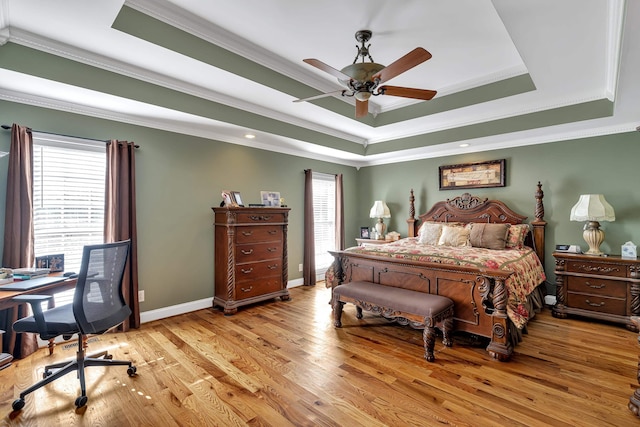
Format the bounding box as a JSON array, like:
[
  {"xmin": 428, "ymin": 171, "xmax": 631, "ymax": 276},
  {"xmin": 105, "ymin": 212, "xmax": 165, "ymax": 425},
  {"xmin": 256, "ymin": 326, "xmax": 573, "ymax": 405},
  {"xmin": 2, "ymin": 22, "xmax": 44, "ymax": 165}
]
[
  {"xmin": 567, "ymin": 293, "xmax": 626, "ymax": 316},
  {"xmin": 567, "ymin": 277, "xmax": 626, "ymax": 298},
  {"xmin": 566, "ymin": 260, "xmax": 627, "ymax": 278}
]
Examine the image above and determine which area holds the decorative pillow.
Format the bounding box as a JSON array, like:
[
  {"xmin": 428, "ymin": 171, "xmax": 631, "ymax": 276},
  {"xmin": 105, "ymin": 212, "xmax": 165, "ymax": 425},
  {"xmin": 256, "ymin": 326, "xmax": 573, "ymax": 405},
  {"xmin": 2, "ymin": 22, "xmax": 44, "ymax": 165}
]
[
  {"xmin": 468, "ymin": 223, "xmax": 510, "ymax": 250},
  {"xmin": 418, "ymin": 222, "xmax": 443, "ymax": 245},
  {"xmin": 505, "ymin": 224, "xmax": 530, "ymax": 249},
  {"xmin": 438, "ymin": 225, "xmax": 471, "ymax": 247}
]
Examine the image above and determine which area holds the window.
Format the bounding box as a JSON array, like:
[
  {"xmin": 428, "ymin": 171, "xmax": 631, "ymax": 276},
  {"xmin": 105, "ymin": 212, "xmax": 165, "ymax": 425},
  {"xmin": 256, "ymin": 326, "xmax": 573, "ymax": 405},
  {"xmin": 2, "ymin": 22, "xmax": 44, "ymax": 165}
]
[
  {"xmin": 32, "ymin": 133, "xmax": 106, "ymax": 304},
  {"xmin": 312, "ymin": 172, "xmax": 335, "ymax": 271}
]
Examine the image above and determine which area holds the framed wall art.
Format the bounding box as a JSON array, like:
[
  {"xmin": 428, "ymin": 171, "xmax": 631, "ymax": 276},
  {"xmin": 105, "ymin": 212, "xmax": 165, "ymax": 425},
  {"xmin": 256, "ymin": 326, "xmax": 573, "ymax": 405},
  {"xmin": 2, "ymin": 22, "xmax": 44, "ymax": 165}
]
[{"xmin": 439, "ymin": 159, "xmax": 506, "ymax": 190}]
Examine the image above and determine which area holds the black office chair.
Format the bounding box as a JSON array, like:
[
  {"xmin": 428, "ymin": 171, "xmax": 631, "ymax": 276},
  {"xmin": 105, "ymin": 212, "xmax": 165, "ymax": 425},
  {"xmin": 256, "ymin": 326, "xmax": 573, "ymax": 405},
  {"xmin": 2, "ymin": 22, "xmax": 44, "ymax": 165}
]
[{"xmin": 11, "ymin": 240, "xmax": 137, "ymax": 411}]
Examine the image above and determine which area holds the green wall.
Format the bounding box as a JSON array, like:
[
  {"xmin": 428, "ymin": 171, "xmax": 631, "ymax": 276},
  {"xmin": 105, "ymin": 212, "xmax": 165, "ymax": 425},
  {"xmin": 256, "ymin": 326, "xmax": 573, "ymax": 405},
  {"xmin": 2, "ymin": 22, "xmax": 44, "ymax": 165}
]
[
  {"xmin": 1, "ymin": 99, "xmax": 638, "ymax": 310},
  {"xmin": 360, "ymin": 133, "xmax": 640, "ymax": 289},
  {"xmin": 0, "ymin": 100, "xmax": 358, "ymax": 311}
]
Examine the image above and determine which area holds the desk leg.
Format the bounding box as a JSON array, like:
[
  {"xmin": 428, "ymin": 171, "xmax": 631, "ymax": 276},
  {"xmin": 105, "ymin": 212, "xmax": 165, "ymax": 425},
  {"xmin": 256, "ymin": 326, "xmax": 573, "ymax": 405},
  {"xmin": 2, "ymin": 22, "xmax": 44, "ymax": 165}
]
[{"xmin": 0, "ymin": 329, "xmax": 13, "ymax": 370}]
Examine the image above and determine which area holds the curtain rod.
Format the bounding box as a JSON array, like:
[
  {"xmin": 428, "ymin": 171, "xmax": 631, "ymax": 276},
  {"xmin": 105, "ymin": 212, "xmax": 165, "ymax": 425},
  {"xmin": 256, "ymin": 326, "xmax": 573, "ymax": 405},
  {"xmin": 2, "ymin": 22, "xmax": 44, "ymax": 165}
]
[{"xmin": 1, "ymin": 125, "xmax": 140, "ymax": 148}]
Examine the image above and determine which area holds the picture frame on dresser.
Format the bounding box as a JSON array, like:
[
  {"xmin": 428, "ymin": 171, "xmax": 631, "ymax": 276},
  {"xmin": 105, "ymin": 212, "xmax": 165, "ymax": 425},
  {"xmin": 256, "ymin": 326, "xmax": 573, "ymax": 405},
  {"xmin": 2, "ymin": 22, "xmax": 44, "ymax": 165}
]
[
  {"xmin": 260, "ymin": 191, "xmax": 281, "ymax": 207},
  {"xmin": 231, "ymin": 191, "xmax": 244, "ymax": 207}
]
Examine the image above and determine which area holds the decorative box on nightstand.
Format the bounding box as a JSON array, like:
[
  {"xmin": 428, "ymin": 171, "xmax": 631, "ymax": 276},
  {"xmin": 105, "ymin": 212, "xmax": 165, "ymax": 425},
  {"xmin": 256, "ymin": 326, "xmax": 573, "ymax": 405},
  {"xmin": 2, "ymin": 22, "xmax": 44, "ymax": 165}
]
[{"xmin": 552, "ymin": 252, "xmax": 640, "ymax": 331}]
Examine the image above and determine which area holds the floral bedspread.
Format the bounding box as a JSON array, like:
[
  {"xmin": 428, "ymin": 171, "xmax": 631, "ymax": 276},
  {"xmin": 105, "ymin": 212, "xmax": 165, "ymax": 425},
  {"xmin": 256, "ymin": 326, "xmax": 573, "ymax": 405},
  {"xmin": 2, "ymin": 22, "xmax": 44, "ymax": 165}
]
[{"xmin": 327, "ymin": 237, "xmax": 546, "ymax": 329}]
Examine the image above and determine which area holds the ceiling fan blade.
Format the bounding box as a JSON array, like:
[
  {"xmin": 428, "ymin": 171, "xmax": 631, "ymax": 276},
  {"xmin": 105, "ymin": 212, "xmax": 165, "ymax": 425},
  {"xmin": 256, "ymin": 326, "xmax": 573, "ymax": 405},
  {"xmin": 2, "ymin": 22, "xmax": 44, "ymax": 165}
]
[
  {"xmin": 293, "ymin": 90, "xmax": 348, "ymax": 103},
  {"xmin": 355, "ymin": 99, "xmax": 368, "ymax": 118},
  {"xmin": 378, "ymin": 85, "xmax": 437, "ymax": 100},
  {"xmin": 373, "ymin": 48, "xmax": 432, "ymax": 84},
  {"xmin": 303, "ymin": 59, "xmax": 353, "ymax": 81}
]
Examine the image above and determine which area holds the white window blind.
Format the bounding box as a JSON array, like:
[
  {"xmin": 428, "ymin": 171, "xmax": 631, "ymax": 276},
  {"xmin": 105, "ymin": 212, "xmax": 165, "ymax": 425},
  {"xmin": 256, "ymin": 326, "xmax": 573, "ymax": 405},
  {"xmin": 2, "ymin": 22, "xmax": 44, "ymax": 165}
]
[
  {"xmin": 312, "ymin": 172, "xmax": 336, "ymax": 270},
  {"xmin": 33, "ymin": 134, "xmax": 106, "ymax": 305}
]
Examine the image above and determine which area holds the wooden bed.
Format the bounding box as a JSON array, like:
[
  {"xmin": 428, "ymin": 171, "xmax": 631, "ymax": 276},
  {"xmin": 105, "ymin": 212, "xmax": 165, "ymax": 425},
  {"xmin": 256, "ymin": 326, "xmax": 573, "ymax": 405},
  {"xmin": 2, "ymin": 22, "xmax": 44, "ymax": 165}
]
[{"xmin": 327, "ymin": 182, "xmax": 547, "ymax": 361}]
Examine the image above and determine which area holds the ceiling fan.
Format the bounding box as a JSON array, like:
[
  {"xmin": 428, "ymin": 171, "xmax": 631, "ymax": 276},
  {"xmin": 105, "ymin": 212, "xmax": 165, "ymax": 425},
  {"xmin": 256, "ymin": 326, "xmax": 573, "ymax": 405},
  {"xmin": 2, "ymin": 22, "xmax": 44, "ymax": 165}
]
[{"xmin": 295, "ymin": 30, "xmax": 437, "ymax": 118}]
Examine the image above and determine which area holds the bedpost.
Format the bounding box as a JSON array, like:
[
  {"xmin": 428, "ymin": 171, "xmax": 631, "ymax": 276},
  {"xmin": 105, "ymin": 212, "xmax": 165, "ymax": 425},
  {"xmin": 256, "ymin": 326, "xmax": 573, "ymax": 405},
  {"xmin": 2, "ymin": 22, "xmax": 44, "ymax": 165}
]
[
  {"xmin": 407, "ymin": 188, "xmax": 417, "ymax": 237},
  {"xmin": 531, "ymin": 182, "xmax": 547, "ymax": 267}
]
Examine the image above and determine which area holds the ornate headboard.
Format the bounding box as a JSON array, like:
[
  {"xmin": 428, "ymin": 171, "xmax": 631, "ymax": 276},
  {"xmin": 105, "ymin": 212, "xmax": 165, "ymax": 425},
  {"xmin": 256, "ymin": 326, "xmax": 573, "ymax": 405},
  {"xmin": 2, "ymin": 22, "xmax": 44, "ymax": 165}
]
[{"xmin": 407, "ymin": 182, "xmax": 547, "ymax": 265}]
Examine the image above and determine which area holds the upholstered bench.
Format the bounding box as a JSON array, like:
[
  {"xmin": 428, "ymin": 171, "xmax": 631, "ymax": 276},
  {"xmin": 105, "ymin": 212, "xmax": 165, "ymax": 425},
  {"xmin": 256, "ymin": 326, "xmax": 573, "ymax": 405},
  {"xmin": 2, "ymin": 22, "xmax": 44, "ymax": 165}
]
[{"xmin": 332, "ymin": 281, "xmax": 454, "ymax": 362}]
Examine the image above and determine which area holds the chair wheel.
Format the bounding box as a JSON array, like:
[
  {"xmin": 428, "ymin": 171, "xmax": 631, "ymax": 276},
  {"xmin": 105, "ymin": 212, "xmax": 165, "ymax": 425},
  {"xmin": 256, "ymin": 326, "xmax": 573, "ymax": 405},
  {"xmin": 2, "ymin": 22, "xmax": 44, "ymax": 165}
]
[
  {"xmin": 104, "ymin": 354, "xmax": 113, "ymax": 360},
  {"xmin": 127, "ymin": 366, "xmax": 137, "ymax": 376},
  {"xmin": 75, "ymin": 395, "xmax": 88, "ymax": 408},
  {"xmin": 12, "ymin": 398, "xmax": 25, "ymax": 411}
]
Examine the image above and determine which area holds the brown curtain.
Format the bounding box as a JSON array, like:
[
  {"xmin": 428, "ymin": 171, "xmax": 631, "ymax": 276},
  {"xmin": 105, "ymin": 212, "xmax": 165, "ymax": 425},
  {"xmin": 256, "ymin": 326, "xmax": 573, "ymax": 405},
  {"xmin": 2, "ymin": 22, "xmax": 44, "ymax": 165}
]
[
  {"xmin": 1, "ymin": 124, "xmax": 38, "ymax": 358},
  {"xmin": 303, "ymin": 169, "xmax": 316, "ymax": 286},
  {"xmin": 105, "ymin": 140, "xmax": 140, "ymax": 330},
  {"xmin": 335, "ymin": 173, "xmax": 345, "ymax": 251}
]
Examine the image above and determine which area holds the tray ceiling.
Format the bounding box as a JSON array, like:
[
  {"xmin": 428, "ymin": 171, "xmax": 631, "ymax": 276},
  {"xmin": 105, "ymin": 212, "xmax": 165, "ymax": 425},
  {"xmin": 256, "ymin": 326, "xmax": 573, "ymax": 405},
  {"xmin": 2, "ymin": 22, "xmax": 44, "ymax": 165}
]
[{"xmin": 0, "ymin": 0, "xmax": 638, "ymax": 167}]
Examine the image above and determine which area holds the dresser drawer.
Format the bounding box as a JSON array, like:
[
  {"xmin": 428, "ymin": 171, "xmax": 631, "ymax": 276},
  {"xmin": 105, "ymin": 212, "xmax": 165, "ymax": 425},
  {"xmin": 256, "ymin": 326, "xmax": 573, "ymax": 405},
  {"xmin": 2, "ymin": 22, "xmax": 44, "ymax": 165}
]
[
  {"xmin": 236, "ymin": 242, "xmax": 283, "ymax": 263},
  {"xmin": 566, "ymin": 277, "xmax": 626, "ymax": 298},
  {"xmin": 235, "ymin": 260, "xmax": 282, "ymax": 280},
  {"xmin": 567, "ymin": 292, "xmax": 626, "ymax": 316},
  {"xmin": 236, "ymin": 226, "xmax": 282, "ymax": 244},
  {"xmin": 566, "ymin": 260, "xmax": 627, "ymax": 278},
  {"xmin": 235, "ymin": 277, "xmax": 283, "ymax": 299},
  {"xmin": 236, "ymin": 212, "xmax": 287, "ymax": 225}
]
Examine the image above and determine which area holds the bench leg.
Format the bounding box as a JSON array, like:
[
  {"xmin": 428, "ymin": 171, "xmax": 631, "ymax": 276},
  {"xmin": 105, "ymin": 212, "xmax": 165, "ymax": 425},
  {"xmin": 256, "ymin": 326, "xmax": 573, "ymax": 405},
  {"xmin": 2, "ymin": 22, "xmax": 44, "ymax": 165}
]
[
  {"xmin": 332, "ymin": 299, "xmax": 344, "ymax": 328},
  {"xmin": 442, "ymin": 316, "xmax": 454, "ymax": 347},
  {"xmin": 423, "ymin": 326, "xmax": 436, "ymax": 362}
]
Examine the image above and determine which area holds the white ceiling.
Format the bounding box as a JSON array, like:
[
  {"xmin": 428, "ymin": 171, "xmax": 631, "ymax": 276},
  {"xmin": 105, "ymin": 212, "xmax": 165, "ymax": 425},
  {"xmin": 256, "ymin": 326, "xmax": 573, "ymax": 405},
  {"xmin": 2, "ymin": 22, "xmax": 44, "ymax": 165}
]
[{"xmin": 0, "ymin": 0, "xmax": 638, "ymax": 167}]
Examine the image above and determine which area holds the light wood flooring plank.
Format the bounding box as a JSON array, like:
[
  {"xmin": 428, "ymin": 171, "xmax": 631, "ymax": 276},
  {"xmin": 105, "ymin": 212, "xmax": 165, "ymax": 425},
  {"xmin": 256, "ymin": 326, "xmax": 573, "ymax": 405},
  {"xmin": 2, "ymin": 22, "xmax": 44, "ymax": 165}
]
[{"xmin": 1, "ymin": 284, "xmax": 640, "ymax": 426}]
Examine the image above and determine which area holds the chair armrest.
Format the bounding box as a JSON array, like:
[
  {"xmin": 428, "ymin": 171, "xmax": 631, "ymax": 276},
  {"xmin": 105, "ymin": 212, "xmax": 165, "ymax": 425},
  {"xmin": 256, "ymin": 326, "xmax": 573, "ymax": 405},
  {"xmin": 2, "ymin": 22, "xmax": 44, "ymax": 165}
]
[{"xmin": 12, "ymin": 294, "xmax": 54, "ymax": 334}]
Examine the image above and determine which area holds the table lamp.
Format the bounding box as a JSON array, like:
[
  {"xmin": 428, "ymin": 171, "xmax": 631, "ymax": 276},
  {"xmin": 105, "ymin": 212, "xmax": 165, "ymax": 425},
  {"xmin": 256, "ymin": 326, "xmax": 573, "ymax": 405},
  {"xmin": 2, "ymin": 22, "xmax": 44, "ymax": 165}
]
[
  {"xmin": 569, "ymin": 194, "xmax": 615, "ymax": 256},
  {"xmin": 369, "ymin": 201, "xmax": 391, "ymax": 240}
]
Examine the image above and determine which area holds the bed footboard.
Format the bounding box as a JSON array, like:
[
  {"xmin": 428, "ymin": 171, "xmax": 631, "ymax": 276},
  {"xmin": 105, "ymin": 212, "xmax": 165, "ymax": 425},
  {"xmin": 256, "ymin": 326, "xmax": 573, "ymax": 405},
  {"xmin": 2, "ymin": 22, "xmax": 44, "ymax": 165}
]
[{"xmin": 328, "ymin": 252, "xmax": 515, "ymax": 361}]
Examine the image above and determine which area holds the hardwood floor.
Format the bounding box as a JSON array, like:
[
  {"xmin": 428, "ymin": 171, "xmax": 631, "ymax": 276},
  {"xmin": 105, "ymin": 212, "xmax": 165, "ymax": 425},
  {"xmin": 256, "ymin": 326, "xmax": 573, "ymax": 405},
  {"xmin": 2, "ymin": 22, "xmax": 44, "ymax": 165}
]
[{"xmin": 1, "ymin": 284, "xmax": 639, "ymax": 426}]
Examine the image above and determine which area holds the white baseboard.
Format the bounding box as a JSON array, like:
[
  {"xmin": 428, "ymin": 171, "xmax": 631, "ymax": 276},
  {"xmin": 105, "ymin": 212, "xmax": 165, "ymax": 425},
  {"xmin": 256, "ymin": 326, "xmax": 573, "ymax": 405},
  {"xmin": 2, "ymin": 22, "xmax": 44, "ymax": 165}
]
[{"xmin": 140, "ymin": 279, "xmax": 304, "ymax": 323}]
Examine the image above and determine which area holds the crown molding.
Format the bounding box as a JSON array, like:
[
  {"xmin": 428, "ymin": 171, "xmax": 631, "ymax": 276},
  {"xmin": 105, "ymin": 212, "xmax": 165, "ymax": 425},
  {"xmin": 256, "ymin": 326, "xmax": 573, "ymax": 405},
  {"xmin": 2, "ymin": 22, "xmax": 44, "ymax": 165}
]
[
  {"xmin": 604, "ymin": 0, "xmax": 626, "ymax": 100},
  {"xmin": 7, "ymin": 27, "xmax": 367, "ymax": 146}
]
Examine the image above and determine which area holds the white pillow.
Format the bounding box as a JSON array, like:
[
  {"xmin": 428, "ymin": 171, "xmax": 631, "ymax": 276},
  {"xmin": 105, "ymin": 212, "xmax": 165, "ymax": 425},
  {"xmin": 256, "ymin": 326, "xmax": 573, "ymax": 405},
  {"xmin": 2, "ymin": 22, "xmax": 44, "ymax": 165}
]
[
  {"xmin": 418, "ymin": 222, "xmax": 443, "ymax": 245},
  {"xmin": 438, "ymin": 225, "xmax": 471, "ymax": 247}
]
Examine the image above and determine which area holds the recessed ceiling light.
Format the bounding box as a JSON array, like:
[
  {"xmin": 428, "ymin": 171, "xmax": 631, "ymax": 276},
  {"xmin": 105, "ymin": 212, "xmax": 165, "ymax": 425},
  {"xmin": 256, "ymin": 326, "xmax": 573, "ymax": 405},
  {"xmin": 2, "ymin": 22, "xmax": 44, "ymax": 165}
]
[
  {"xmin": 244, "ymin": 133, "xmax": 256, "ymax": 139},
  {"xmin": 459, "ymin": 143, "xmax": 470, "ymax": 147}
]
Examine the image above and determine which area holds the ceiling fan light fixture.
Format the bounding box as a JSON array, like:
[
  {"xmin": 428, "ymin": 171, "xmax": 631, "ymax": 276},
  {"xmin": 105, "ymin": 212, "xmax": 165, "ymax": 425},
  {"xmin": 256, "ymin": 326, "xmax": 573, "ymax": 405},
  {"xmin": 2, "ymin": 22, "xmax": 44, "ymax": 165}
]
[{"xmin": 355, "ymin": 91, "xmax": 371, "ymax": 102}]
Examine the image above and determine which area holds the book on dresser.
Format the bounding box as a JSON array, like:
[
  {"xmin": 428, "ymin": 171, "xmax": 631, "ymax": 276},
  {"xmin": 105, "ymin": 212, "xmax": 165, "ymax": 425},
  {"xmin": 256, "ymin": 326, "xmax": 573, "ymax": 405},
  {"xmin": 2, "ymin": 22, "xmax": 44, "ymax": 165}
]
[{"xmin": 212, "ymin": 206, "xmax": 291, "ymax": 315}]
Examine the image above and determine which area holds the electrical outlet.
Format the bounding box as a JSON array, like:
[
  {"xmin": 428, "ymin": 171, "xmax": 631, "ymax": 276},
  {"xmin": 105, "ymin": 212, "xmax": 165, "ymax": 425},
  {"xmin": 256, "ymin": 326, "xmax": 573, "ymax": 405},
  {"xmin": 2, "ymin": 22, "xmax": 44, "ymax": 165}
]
[
  {"xmin": 299, "ymin": 263, "xmax": 303, "ymax": 272},
  {"xmin": 138, "ymin": 290, "xmax": 145, "ymax": 302}
]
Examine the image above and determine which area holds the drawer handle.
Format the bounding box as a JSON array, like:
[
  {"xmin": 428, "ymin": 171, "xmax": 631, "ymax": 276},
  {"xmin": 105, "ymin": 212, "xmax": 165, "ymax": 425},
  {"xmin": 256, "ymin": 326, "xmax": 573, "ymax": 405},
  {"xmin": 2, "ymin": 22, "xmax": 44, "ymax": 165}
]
[
  {"xmin": 585, "ymin": 281, "xmax": 605, "ymax": 289},
  {"xmin": 249, "ymin": 215, "xmax": 272, "ymax": 221},
  {"xmin": 267, "ymin": 247, "xmax": 277, "ymax": 252},
  {"xmin": 585, "ymin": 299, "xmax": 605, "ymax": 307},
  {"xmin": 268, "ymin": 230, "xmax": 277, "ymax": 235},
  {"xmin": 241, "ymin": 268, "xmax": 253, "ymax": 274},
  {"xmin": 241, "ymin": 249, "xmax": 254, "ymax": 255},
  {"xmin": 240, "ymin": 286, "xmax": 253, "ymax": 293},
  {"xmin": 267, "ymin": 264, "xmax": 278, "ymax": 270},
  {"xmin": 242, "ymin": 231, "xmax": 253, "ymax": 236}
]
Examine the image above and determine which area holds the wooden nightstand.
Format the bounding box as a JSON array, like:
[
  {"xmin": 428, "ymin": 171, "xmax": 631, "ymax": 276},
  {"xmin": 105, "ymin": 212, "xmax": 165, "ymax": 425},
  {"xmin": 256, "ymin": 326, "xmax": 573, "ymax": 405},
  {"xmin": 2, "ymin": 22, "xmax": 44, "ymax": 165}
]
[{"xmin": 552, "ymin": 252, "xmax": 640, "ymax": 331}]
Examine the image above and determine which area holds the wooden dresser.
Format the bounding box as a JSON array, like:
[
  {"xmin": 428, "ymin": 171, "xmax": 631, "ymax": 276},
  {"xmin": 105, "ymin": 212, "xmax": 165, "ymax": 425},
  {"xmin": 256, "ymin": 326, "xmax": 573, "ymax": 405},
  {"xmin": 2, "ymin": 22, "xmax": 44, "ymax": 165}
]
[
  {"xmin": 552, "ymin": 252, "xmax": 640, "ymax": 330},
  {"xmin": 212, "ymin": 207, "xmax": 290, "ymax": 314}
]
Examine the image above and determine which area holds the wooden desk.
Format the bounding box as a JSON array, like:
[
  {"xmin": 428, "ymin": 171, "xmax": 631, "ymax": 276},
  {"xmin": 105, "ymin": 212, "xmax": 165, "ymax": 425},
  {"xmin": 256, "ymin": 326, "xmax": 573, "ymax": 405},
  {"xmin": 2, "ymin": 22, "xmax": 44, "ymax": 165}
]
[
  {"xmin": 0, "ymin": 276, "xmax": 76, "ymax": 366},
  {"xmin": 0, "ymin": 276, "xmax": 76, "ymax": 311}
]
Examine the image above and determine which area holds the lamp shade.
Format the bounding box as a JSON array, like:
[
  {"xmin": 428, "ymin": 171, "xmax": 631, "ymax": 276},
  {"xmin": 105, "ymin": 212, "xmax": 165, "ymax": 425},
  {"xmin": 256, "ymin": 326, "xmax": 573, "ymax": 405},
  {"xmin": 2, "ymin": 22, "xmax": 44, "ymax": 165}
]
[
  {"xmin": 369, "ymin": 201, "xmax": 391, "ymax": 219},
  {"xmin": 570, "ymin": 194, "xmax": 615, "ymax": 222}
]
